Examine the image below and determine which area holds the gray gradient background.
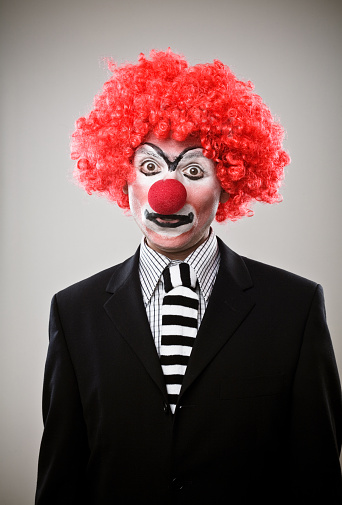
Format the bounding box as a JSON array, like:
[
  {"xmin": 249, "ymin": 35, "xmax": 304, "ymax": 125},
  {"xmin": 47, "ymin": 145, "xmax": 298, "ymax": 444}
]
[{"xmin": 1, "ymin": 0, "xmax": 341, "ymax": 502}]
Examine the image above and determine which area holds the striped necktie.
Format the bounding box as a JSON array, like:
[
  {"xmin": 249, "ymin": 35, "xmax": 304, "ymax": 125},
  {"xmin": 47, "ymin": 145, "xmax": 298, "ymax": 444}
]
[{"xmin": 160, "ymin": 263, "xmax": 199, "ymax": 414}]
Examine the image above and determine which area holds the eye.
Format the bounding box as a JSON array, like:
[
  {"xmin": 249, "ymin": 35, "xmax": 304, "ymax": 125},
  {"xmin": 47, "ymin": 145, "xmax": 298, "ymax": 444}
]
[
  {"xmin": 140, "ymin": 160, "xmax": 161, "ymax": 176},
  {"xmin": 182, "ymin": 165, "xmax": 204, "ymax": 180}
]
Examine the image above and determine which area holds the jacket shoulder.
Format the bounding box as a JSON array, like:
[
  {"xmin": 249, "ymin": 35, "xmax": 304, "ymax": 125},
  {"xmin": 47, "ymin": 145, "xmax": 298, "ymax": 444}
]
[
  {"xmin": 217, "ymin": 237, "xmax": 318, "ymax": 293},
  {"xmin": 54, "ymin": 252, "xmax": 137, "ymax": 306},
  {"xmin": 241, "ymin": 255, "xmax": 319, "ymax": 302}
]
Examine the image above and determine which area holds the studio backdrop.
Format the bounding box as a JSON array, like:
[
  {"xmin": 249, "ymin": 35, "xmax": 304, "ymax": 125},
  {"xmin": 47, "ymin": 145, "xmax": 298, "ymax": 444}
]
[{"xmin": 1, "ymin": 0, "xmax": 341, "ymax": 503}]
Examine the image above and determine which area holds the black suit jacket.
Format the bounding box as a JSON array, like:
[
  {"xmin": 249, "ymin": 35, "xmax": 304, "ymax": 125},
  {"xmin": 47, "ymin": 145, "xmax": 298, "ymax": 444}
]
[{"xmin": 35, "ymin": 239, "xmax": 342, "ymax": 504}]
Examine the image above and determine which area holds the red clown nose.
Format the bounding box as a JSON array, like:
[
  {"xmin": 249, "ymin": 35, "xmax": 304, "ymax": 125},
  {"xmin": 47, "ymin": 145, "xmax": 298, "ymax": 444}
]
[{"xmin": 148, "ymin": 179, "xmax": 187, "ymax": 215}]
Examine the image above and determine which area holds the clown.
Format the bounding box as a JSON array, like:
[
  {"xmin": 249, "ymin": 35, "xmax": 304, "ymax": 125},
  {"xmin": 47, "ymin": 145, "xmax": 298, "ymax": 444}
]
[
  {"xmin": 71, "ymin": 49, "xmax": 289, "ymax": 228},
  {"xmin": 36, "ymin": 50, "xmax": 342, "ymax": 505},
  {"xmin": 127, "ymin": 133, "xmax": 228, "ymax": 259}
]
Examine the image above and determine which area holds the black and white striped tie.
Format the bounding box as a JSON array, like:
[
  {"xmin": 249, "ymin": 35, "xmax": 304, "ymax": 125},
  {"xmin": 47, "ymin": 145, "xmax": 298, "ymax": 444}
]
[{"xmin": 160, "ymin": 263, "xmax": 199, "ymax": 414}]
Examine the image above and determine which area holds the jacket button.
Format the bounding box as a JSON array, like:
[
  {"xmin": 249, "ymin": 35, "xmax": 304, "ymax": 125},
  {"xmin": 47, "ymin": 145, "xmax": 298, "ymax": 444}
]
[{"xmin": 163, "ymin": 402, "xmax": 170, "ymax": 414}]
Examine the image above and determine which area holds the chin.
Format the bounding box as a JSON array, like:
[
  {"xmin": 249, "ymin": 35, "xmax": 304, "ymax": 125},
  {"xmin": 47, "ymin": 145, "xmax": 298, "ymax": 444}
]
[
  {"xmin": 145, "ymin": 228, "xmax": 208, "ymax": 256},
  {"xmin": 148, "ymin": 233, "xmax": 191, "ymax": 250}
]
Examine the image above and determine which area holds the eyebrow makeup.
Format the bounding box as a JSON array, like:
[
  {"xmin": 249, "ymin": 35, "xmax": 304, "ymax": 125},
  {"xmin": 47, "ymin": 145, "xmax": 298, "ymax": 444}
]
[{"xmin": 143, "ymin": 143, "xmax": 203, "ymax": 172}]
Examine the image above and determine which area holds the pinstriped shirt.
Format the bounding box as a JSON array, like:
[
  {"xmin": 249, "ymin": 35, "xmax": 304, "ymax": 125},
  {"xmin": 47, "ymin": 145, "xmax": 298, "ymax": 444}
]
[{"xmin": 139, "ymin": 230, "xmax": 220, "ymax": 355}]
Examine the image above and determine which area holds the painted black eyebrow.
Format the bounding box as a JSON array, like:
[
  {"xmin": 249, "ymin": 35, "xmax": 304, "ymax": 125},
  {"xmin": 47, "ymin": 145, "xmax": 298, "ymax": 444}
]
[{"xmin": 143, "ymin": 142, "xmax": 203, "ymax": 172}]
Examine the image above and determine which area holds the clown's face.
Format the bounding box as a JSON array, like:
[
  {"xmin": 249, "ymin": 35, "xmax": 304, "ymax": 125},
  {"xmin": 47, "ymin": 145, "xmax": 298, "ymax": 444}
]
[{"xmin": 127, "ymin": 134, "xmax": 227, "ymax": 260}]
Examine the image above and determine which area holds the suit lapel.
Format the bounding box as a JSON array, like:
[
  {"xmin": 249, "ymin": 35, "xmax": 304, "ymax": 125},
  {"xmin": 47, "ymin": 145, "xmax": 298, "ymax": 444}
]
[
  {"xmin": 179, "ymin": 238, "xmax": 256, "ymax": 401},
  {"xmin": 103, "ymin": 240, "xmax": 256, "ymax": 406},
  {"xmin": 104, "ymin": 249, "xmax": 167, "ymax": 400}
]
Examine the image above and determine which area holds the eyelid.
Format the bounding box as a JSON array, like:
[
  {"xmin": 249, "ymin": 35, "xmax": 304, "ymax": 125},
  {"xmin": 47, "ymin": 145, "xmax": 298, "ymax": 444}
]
[
  {"xmin": 178, "ymin": 156, "xmax": 206, "ymax": 168},
  {"xmin": 139, "ymin": 154, "xmax": 160, "ymax": 163},
  {"xmin": 140, "ymin": 158, "xmax": 159, "ymax": 166}
]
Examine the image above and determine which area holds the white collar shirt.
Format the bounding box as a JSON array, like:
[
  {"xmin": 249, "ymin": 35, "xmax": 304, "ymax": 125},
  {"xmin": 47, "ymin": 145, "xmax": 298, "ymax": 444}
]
[{"xmin": 139, "ymin": 230, "xmax": 220, "ymax": 355}]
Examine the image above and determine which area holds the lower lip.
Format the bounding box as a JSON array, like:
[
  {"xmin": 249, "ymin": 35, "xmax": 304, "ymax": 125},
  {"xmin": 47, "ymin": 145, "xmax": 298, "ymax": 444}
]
[{"xmin": 156, "ymin": 218, "xmax": 180, "ymax": 225}]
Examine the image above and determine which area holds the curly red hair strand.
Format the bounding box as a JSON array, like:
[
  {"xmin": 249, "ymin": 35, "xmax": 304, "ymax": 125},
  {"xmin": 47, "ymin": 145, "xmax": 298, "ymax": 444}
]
[{"xmin": 71, "ymin": 49, "xmax": 290, "ymax": 221}]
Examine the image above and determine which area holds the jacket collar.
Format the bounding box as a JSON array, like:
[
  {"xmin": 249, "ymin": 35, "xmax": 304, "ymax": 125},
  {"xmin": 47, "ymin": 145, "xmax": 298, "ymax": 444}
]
[
  {"xmin": 179, "ymin": 237, "xmax": 255, "ymax": 402},
  {"xmin": 104, "ymin": 248, "xmax": 169, "ymax": 401},
  {"xmin": 104, "ymin": 238, "xmax": 255, "ymax": 407}
]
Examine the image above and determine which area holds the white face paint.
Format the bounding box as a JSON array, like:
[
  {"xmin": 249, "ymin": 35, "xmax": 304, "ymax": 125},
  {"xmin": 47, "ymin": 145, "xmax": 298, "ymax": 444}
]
[{"xmin": 127, "ymin": 134, "xmax": 227, "ymax": 259}]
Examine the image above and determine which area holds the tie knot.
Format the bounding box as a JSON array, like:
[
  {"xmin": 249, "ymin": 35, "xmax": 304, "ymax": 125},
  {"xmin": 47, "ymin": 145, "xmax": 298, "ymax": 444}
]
[{"xmin": 163, "ymin": 263, "xmax": 197, "ymax": 293}]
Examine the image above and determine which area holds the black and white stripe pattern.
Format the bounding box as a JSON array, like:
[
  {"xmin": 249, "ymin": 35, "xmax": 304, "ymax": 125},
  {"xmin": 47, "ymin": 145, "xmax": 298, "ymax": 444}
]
[
  {"xmin": 160, "ymin": 263, "xmax": 199, "ymax": 413},
  {"xmin": 139, "ymin": 230, "xmax": 220, "ymax": 355}
]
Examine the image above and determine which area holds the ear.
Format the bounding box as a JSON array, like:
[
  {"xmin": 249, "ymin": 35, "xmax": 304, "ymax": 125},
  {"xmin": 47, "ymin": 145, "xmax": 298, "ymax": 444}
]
[
  {"xmin": 220, "ymin": 189, "xmax": 229, "ymax": 204},
  {"xmin": 122, "ymin": 183, "xmax": 128, "ymax": 195}
]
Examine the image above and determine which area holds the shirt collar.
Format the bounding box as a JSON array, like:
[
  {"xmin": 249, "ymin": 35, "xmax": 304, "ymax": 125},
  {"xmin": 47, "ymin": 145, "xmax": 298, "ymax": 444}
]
[
  {"xmin": 139, "ymin": 229, "xmax": 220, "ymax": 305},
  {"xmin": 139, "ymin": 239, "xmax": 169, "ymax": 305}
]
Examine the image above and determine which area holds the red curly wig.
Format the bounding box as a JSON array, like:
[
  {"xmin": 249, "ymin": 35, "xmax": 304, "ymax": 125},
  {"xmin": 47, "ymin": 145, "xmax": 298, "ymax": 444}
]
[{"xmin": 71, "ymin": 49, "xmax": 290, "ymax": 221}]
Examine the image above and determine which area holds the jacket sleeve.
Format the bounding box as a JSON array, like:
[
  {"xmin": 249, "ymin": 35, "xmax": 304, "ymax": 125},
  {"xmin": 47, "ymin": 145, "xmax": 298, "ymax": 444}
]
[
  {"xmin": 35, "ymin": 294, "xmax": 90, "ymax": 505},
  {"xmin": 289, "ymin": 284, "xmax": 342, "ymax": 502}
]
